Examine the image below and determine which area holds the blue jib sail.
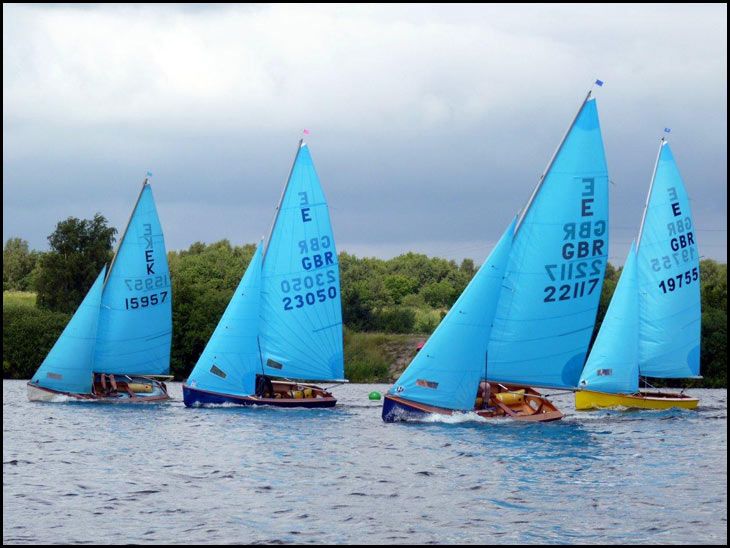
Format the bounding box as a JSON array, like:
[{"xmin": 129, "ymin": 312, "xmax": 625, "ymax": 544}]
[
  {"xmin": 487, "ymin": 97, "xmax": 609, "ymax": 389},
  {"xmin": 259, "ymin": 142, "xmax": 345, "ymax": 381},
  {"xmin": 389, "ymin": 219, "xmax": 515, "ymax": 410},
  {"xmin": 94, "ymin": 183, "xmax": 172, "ymax": 375},
  {"xmin": 579, "ymin": 243, "xmax": 640, "ymax": 393},
  {"xmin": 186, "ymin": 244, "xmax": 263, "ymax": 397},
  {"xmin": 636, "ymin": 141, "xmax": 701, "ymax": 378},
  {"xmin": 30, "ymin": 267, "xmax": 106, "ymax": 395}
]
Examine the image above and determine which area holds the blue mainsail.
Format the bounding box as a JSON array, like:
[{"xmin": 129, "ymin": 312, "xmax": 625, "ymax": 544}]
[
  {"xmin": 636, "ymin": 141, "xmax": 701, "ymax": 378},
  {"xmin": 389, "ymin": 219, "xmax": 515, "ymax": 410},
  {"xmin": 487, "ymin": 96, "xmax": 609, "ymax": 388},
  {"xmin": 259, "ymin": 142, "xmax": 344, "ymax": 381},
  {"xmin": 579, "ymin": 243, "xmax": 640, "ymax": 393},
  {"xmin": 186, "ymin": 244, "xmax": 263, "ymax": 397},
  {"xmin": 94, "ymin": 182, "xmax": 172, "ymax": 375},
  {"xmin": 30, "ymin": 267, "xmax": 106, "ymax": 395}
]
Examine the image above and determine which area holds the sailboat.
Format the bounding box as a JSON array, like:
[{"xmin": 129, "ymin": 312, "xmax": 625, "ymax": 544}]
[
  {"xmin": 576, "ymin": 139, "xmax": 701, "ymax": 410},
  {"xmin": 182, "ymin": 139, "xmax": 345, "ymax": 407},
  {"xmin": 383, "ymin": 85, "xmax": 609, "ymax": 422},
  {"xmin": 27, "ymin": 178, "xmax": 173, "ymax": 402}
]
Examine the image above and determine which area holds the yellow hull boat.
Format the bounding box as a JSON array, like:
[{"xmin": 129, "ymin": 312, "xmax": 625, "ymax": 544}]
[{"xmin": 575, "ymin": 389, "xmax": 699, "ymax": 411}]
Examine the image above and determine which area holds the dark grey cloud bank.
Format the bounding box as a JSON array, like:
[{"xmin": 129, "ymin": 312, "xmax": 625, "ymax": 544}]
[{"xmin": 3, "ymin": 4, "xmax": 727, "ymax": 264}]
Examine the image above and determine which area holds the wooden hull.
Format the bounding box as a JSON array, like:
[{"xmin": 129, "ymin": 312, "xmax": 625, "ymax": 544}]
[
  {"xmin": 382, "ymin": 384, "xmax": 563, "ymax": 423},
  {"xmin": 575, "ymin": 389, "xmax": 699, "ymax": 410},
  {"xmin": 27, "ymin": 376, "xmax": 170, "ymax": 403},
  {"xmin": 182, "ymin": 380, "xmax": 337, "ymax": 408}
]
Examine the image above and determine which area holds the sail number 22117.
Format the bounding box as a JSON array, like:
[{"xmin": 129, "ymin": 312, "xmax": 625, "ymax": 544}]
[{"xmin": 544, "ymin": 278, "xmax": 600, "ymax": 302}]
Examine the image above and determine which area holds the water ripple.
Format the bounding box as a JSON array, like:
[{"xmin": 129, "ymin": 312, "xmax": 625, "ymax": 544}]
[{"xmin": 3, "ymin": 381, "xmax": 727, "ymax": 544}]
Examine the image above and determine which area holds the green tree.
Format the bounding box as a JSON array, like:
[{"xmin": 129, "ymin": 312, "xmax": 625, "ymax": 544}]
[
  {"xmin": 420, "ymin": 279, "xmax": 456, "ymax": 307},
  {"xmin": 35, "ymin": 214, "xmax": 117, "ymax": 313},
  {"xmin": 3, "ymin": 238, "xmax": 42, "ymax": 291},
  {"xmin": 698, "ymin": 259, "xmax": 727, "ymax": 387},
  {"xmin": 460, "ymin": 257, "xmax": 476, "ymax": 277},
  {"xmin": 167, "ymin": 240, "xmax": 256, "ymax": 377},
  {"xmin": 383, "ymin": 274, "xmax": 418, "ymax": 305},
  {"xmin": 590, "ymin": 261, "xmax": 619, "ymax": 347},
  {"xmin": 3, "ymin": 304, "xmax": 71, "ymax": 379}
]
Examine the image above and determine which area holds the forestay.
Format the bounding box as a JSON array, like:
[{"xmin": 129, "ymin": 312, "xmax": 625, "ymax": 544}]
[
  {"xmin": 30, "ymin": 267, "xmax": 106, "ymax": 395},
  {"xmin": 636, "ymin": 142, "xmax": 701, "ymax": 378},
  {"xmin": 389, "ymin": 220, "xmax": 515, "ymax": 410},
  {"xmin": 186, "ymin": 245, "xmax": 263, "ymax": 397},
  {"xmin": 94, "ymin": 183, "xmax": 172, "ymax": 375},
  {"xmin": 259, "ymin": 142, "xmax": 344, "ymax": 382},
  {"xmin": 487, "ymin": 97, "xmax": 609, "ymax": 388}
]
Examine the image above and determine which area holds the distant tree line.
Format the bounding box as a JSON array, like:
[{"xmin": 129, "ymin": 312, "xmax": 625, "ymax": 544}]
[{"xmin": 3, "ymin": 216, "xmax": 727, "ymax": 387}]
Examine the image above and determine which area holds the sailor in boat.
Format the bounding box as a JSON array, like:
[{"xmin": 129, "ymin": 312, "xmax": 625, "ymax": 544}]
[
  {"xmin": 255, "ymin": 374, "xmax": 275, "ymax": 398},
  {"xmin": 476, "ymin": 381, "xmax": 495, "ymax": 410}
]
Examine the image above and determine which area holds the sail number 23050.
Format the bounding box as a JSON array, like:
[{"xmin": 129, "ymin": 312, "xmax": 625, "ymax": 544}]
[
  {"xmin": 283, "ymin": 287, "xmax": 338, "ymax": 310},
  {"xmin": 280, "ymin": 269, "xmax": 338, "ymax": 311}
]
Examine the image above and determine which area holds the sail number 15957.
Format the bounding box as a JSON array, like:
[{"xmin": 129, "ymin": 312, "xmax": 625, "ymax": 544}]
[{"xmin": 125, "ymin": 291, "xmax": 168, "ymax": 309}]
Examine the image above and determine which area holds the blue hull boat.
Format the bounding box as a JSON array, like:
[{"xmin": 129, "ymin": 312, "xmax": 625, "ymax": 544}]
[{"xmin": 183, "ymin": 379, "xmax": 337, "ymax": 408}]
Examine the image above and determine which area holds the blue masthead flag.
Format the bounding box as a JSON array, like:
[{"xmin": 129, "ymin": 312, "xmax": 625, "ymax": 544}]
[
  {"xmin": 664, "ymin": 128, "xmax": 671, "ymax": 134},
  {"xmin": 595, "ymin": 79, "xmax": 604, "ymax": 87}
]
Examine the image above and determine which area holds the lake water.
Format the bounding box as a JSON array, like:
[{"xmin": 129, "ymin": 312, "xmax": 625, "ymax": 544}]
[{"xmin": 3, "ymin": 381, "xmax": 727, "ymax": 544}]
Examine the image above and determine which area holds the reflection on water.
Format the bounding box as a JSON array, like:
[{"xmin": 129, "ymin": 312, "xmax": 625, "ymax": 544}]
[{"xmin": 3, "ymin": 381, "xmax": 727, "ymax": 544}]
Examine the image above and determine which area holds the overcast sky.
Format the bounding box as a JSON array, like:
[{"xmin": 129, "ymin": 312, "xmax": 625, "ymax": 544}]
[{"xmin": 3, "ymin": 3, "xmax": 727, "ymax": 265}]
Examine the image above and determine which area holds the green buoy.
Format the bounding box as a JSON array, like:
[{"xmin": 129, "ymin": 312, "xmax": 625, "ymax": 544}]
[{"xmin": 368, "ymin": 391, "xmax": 381, "ymax": 401}]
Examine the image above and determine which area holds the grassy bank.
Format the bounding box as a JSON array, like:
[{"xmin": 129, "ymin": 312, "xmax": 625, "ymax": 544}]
[
  {"xmin": 343, "ymin": 329, "xmax": 424, "ymax": 383},
  {"xmin": 3, "ymin": 291, "xmax": 36, "ymax": 308}
]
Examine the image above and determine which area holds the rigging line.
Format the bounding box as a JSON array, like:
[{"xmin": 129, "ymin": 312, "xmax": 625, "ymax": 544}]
[
  {"xmin": 488, "ymin": 341, "xmax": 593, "ymax": 366},
  {"xmin": 104, "ymin": 178, "xmax": 149, "ymax": 290},
  {"xmin": 637, "ymin": 139, "xmax": 665, "ymax": 251},
  {"xmin": 514, "ymin": 88, "xmax": 593, "ymax": 236},
  {"xmin": 263, "ymin": 139, "xmax": 303, "ymax": 264},
  {"xmin": 495, "ymin": 384, "xmax": 575, "ymax": 399},
  {"xmin": 493, "ymin": 302, "xmax": 601, "ymax": 322}
]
